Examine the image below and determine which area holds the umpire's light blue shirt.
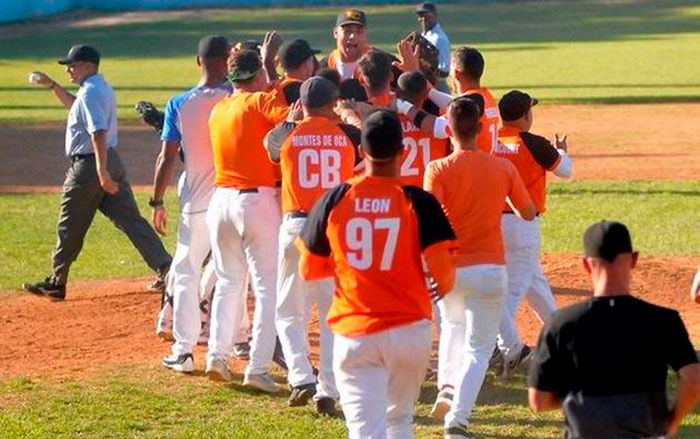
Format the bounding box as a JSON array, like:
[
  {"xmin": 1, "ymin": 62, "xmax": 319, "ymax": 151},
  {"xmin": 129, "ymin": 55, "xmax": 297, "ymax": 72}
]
[
  {"xmin": 65, "ymin": 73, "xmax": 118, "ymax": 157},
  {"xmin": 422, "ymin": 23, "xmax": 451, "ymax": 74}
]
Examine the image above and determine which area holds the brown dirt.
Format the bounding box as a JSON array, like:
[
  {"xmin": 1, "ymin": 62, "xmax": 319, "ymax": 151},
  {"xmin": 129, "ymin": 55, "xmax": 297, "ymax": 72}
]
[
  {"xmin": 1, "ymin": 254, "xmax": 697, "ymax": 379},
  {"xmin": 1, "ymin": 103, "xmax": 699, "ymax": 193}
]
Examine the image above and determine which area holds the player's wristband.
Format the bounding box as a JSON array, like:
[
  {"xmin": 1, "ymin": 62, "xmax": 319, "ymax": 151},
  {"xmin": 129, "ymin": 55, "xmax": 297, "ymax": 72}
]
[
  {"xmin": 396, "ymin": 99, "xmax": 414, "ymax": 116},
  {"xmin": 148, "ymin": 197, "xmax": 164, "ymax": 208}
]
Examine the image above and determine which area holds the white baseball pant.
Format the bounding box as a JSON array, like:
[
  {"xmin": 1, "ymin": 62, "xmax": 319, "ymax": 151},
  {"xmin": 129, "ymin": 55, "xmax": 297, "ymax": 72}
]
[
  {"xmin": 497, "ymin": 215, "xmax": 556, "ymax": 361},
  {"xmin": 334, "ymin": 320, "xmax": 431, "ymax": 439},
  {"xmin": 441, "ymin": 264, "xmax": 506, "ymax": 427},
  {"xmin": 199, "ymin": 258, "xmax": 250, "ymax": 344},
  {"xmin": 206, "ymin": 187, "xmax": 280, "ymax": 375},
  {"xmin": 170, "ymin": 209, "xmax": 211, "ymax": 356},
  {"xmin": 275, "ymin": 216, "xmax": 337, "ymax": 399}
]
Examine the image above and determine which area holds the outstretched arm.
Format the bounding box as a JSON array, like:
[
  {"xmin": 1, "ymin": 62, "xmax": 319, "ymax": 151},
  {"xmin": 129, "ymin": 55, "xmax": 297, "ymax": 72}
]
[{"xmin": 30, "ymin": 71, "xmax": 76, "ymax": 109}]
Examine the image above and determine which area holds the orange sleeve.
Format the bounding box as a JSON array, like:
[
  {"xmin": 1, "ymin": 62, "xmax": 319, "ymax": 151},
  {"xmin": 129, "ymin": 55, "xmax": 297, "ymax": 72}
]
[
  {"xmin": 258, "ymin": 91, "xmax": 289, "ymax": 124},
  {"xmin": 507, "ymin": 161, "xmax": 534, "ymax": 212},
  {"xmin": 296, "ymin": 238, "xmax": 335, "ymax": 280},
  {"xmin": 423, "ymin": 162, "xmax": 444, "ymax": 203},
  {"xmin": 424, "ymin": 240, "xmax": 457, "ymax": 295}
]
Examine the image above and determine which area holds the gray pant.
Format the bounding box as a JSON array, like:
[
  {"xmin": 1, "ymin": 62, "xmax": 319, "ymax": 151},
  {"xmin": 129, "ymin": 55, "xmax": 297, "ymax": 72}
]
[{"xmin": 52, "ymin": 149, "xmax": 171, "ymax": 285}]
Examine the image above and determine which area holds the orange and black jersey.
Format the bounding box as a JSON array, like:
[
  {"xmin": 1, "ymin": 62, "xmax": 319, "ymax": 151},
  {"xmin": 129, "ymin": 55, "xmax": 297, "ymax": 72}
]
[
  {"xmin": 265, "ymin": 116, "xmax": 361, "ymax": 214},
  {"xmin": 298, "ymin": 176, "xmax": 457, "ymax": 337},
  {"xmin": 398, "ymin": 113, "xmax": 451, "ymax": 187},
  {"xmin": 493, "ymin": 126, "xmax": 561, "ymax": 214},
  {"xmin": 268, "ymin": 77, "xmax": 302, "ymax": 107}
]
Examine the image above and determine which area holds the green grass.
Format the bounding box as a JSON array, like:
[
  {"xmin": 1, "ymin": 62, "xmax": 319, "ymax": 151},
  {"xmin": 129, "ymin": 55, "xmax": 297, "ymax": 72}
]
[
  {"xmin": 0, "ymin": 180, "xmax": 698, "ymax": 291},
  {"xmin": 0, "ymin": 366, "xmax": 697, "ymax": 438},
  {"xmin": 1, "ymin": 0, "xmax": 700, "ymax": 122}
]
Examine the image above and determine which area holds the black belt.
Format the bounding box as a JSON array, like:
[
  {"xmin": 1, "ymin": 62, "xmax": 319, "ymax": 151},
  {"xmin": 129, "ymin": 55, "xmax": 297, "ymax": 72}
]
[
  {"xmin": 503, "ymin": 211, "xmax": 540, "ymax": 217},
  {"xmin": 239, "ymin": 188, "xmax": 259, "ymax": 194},
  {"xmin": 70, "ymin": 153, "xmax": 94, "ymax": 161},
  {"xmin": 285, "ymin": 211, "xmax": 308, "ymax": 219},
  {"xmin": 275, "ymin": 180, "xmax": 282, "ymax": 188}
]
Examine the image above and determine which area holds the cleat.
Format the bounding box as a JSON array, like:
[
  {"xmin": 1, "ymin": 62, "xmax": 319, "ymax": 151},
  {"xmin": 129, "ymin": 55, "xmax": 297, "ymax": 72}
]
[
  {"xmin": 162, "ymin": 353, "xmax": 194, "ymax": 373},
  {"xmin": 23, "ymin": 277, "xmax": 66, "ymax": 301},
  {"xmin": 288, "ymin": 383, "xmax": 316, "ymax": 407},
  {"xmin": 243, "ymin": 372, "xmax": 280, "ymax": 393}
]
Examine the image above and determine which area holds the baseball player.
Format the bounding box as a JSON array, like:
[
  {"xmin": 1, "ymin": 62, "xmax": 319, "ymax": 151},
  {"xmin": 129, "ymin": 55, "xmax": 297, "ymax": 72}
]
[
  {"xmin": 147, "ymin": 36, "xmax": 231, "ymax": 373},
  {"xmin": 298, "ymin": 109, "xmax": 457, "ymax": 439},
  {"xmin": 492, "ymin": 90, "xmax": 573, "ymax": 376},
  {"xmin": 320, "ymin": 9, "xmax": 371, "ymax": 80},
  {"xmin": 422, "ymin": 47, "xmax": 499, "ymax": 153},
  {"xmin": 357, "ymin": 50, "xmax": 396, "ymax": 107},
  {"xmin": 206, "ymin": 47, "xmax": 311, "ymax": 391},
  {"xmin": 423, "ymin": 97, "xmax": 535, "ymax": 436},
  {"xmin": 264, "ymin": 76, "xmax": 359, "ymax": 415}
]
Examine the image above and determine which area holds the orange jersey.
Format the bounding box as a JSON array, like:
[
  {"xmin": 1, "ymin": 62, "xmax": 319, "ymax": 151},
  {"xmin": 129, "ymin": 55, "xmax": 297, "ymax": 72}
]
[
  {"xmin": 493, "ymin": 126, "xmax": 561, "ymax": 214},
  {"xmin": 209, "ymin": 90, "xmax": 290, "ymax": 189},
  {"xmin": 466, "ymin": 88, "xmax": 499, "ymax": 154},
  {"xmin": 279, "ymin": 116, "xmax": 359, "ymax": 214},
  {"xmin": 424, "ymin": 149, "xmax": 531, "ymax": 267},
  {"xmin": 398, "ymin": 113, "xmax": 451, "ymax": 187},
  {"xmin": 298, "ymin": 176, "xmax": 457, "ymax": 337}
]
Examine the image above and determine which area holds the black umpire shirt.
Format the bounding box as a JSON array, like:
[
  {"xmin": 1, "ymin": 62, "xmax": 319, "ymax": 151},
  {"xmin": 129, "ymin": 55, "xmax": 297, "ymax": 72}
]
[{"xmin": 528, "ymin": 295, "xmax": 698, "ymax": 439}]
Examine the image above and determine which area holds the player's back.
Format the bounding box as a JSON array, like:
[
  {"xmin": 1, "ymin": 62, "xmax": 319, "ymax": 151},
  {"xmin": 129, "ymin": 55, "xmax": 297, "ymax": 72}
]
[
  {"xmin": 425, "ymin": 149, "xmax": 520, "ymax": 267},
  {"xmin": 398, "ymin": 113, "xmax": 450, "ymax": 187},
  {"xmin": 209, "ymin": 90, "xmax": 285, "ymax": 189},
  {"xmin": 466, "ymin": 88, "xmax": 499, "ymax": 154},
  {"xmin": 280, "ymin": 116, "xmax": 357, "ymax": 214},
  {"xmin": 303, "ymin": 176, "xmax": 434, "ymax": 337}
]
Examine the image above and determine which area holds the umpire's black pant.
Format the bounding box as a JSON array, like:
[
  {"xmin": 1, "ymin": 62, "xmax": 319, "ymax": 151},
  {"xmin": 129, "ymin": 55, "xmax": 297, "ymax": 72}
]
[{"xmin": 52, "ymin": 148, "xmax": 171, "ymax": 284}]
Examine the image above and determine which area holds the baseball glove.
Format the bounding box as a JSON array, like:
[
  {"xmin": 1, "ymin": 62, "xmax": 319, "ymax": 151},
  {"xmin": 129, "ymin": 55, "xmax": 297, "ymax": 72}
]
[
  {"xmin": 405, "ymin": 31, "xmax": 440, "ymax": 86},
  {"xmin": 135, "ymin": 101, "xmax": 165, "ymax": 134}
]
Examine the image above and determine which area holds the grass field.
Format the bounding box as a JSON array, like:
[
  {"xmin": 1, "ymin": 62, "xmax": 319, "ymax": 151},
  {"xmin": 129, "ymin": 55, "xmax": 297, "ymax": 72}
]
[
  {"xmin": 1, "ymin": 181, "xmax": 698, "ymax": 290},
  {"xmin": 1, "ymin": 0, "xmax": 700, "ymax": 122}
]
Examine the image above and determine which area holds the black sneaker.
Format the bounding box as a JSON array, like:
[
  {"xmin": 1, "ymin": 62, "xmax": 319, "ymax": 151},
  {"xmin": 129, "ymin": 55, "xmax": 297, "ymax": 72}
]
[
  {"xmin": 288, "ymin": 383, "xmax": 317, "ymax": 407},
  {"xmin": 316, "ymin": 397, "xmax": 342, "ymax": 418},
  {"xmin": 23, "ymin": 277, "xmax": 66, "ymax": 301},
  {"xmin": 162, "ymin": 353, "xmax": 194, "ymax": 373},
  {"xmin": 232, "ymin": 341, "xmax": 250, "ymax": 360},
  {"xmin": 502, "ymin": 345, "xmax": 532, "ymax": 378},
  {"xmin": 489, "ymin": 346, "xmax": 504, "ymax": 376},
  {"xmin": 148, "ymin": 262, "xmax": 170, "ymax": 293},
  {"xmin": 444, "ymin": 422, "xmax": 475, "ymax": 438}
]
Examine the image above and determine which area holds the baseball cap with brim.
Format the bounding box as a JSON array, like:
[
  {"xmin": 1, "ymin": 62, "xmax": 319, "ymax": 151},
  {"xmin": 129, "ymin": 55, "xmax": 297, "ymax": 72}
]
[
  {"xmin": 279, "ymin": 39, "xmax": 321, "ymax": 70},
  {"xmin": 58, "ymin": 45, "xmax": 100, "ymax": 65},
  {"xmin": 499, "ymin": 90, "xmax": 538, "ymax": 121},
  {"xmin": 199, "ymin": 35, "xmax": 229, "ymax": 58},
  {"xmin": 361, "ymin": 110, "xmax": 404, "ymax": 161},
  {"xmin": 336, "ymin": 9, "xmax": 367, "ymax": 27},
  {"xmin": 583, "ymin": 220, "xmax": 634, "ymax": 262},
  {"xmin": 300, "ymin": 76, "xmax": 339, "ymax": 109},
  {"xmin": 416, "ymin": 2, "xmax": 437, "ymax": 14}
]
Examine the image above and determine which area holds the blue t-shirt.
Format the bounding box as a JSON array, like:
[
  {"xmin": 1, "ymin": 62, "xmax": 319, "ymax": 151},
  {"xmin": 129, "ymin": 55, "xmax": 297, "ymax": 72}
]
[{"xmin": 65, "ymin": 74, "xmax": 118, "ymax": 156}]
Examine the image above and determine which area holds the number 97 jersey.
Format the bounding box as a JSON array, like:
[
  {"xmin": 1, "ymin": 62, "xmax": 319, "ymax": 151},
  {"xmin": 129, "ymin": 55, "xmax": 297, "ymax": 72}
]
[
  {"xmin": 398, "ymin": 113, "xmax": 451, "ymax": 187},
  {"xmin": 298, "ymin": 175, "xmax": 457, "ymax": 337}
]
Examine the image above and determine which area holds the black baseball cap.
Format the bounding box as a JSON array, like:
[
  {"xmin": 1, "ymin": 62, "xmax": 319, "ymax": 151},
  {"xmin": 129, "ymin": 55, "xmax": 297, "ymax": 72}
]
[
  {"xmin": 499, "ymin": 90, "xmax": 539, "ymax": 121},
  {"xmin": 279, "ymin": 39, "xmax": 320, "ymax": 70},
  {"xmin": 416, "ymin": 2, "xmax": 437, "ymax": 14},
  {"xmin": 336, "ymin": 9, "xmax": 367, "ymax": 27},
  {"xmin": 58, "ymin": 45, "xmax": 100, "ymax": 65},
  {"xmin": 583, "ymin": 220, "xmax": 634, "ymax": 262},
  {"xmin": 198, "ymin": 35, "xmax": 229, "ymax": 58},
  {"xmin": 339, "ymin": 78, "xmax": 368, "ymax": 102},
  {"xmin": 300, "ymin": 76, "xmax": 339, "ymax": 109},
  {"xmin": 361, "ymin": 110, "xmax": 404, "ymax": 161}
]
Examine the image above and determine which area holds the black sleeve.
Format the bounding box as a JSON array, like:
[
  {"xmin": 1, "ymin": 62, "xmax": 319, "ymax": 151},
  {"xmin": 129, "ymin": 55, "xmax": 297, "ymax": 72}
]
[
  {"xmin": 422, "ymin": 98, "xmax": 441, "ymax": 116},
  {"xmin": 520, "ymin": 132, "xmax": 561, "ymax": 170},
  {"xmin": 283, "ymin": 81, "xmax": 302, "ymax": 106},
  {"xmin": 338, "ymin": 123, "xmax": 362, "ymax": 166},
  {"xmin": 528, "ymin": 317, "xmax": 567, "ymax": 394},
  {"xmin": 402, "ymin": 186, "xmax": 456, "ymax": 250},
  {"xmin": 299, "ymin": 183, "xmax": 352, "ymax": 256},
  {"xmin": 664, "ymin": 311, "xmax": 699, "ymax": 371}
]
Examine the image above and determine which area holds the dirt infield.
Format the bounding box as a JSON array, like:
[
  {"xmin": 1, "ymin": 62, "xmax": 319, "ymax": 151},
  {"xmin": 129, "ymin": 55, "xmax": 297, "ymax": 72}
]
[
  {"xmin": 1, "ymin": 254, "xmax": 697, "ymax": 379},
  {"xmin": 1, "ymin": 103, "xmax": 699, "ymax": 192}
]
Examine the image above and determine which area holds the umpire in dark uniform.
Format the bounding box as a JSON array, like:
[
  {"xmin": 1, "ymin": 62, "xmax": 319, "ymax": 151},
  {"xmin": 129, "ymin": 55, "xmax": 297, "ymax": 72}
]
[{"xmin": 24, "ymin": 45, "xmax": 172, "ymax": 300}]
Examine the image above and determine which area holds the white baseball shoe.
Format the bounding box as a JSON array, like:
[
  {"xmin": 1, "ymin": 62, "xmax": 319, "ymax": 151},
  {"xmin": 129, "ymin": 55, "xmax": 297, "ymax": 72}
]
[
  {"xmin": 243, "ymin": 372, "xmax": 280, "ymax": 393},
  {"xmin": 430, "ymin": 387, "xmax": 454, "ymax": 421},
  {"xmin": 205, "ymin": 356, "xmax": 232, "ymax": 383},
  {"xmin": 162, "ymin": 353, "xmax": 194, "ymax": 373}
]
